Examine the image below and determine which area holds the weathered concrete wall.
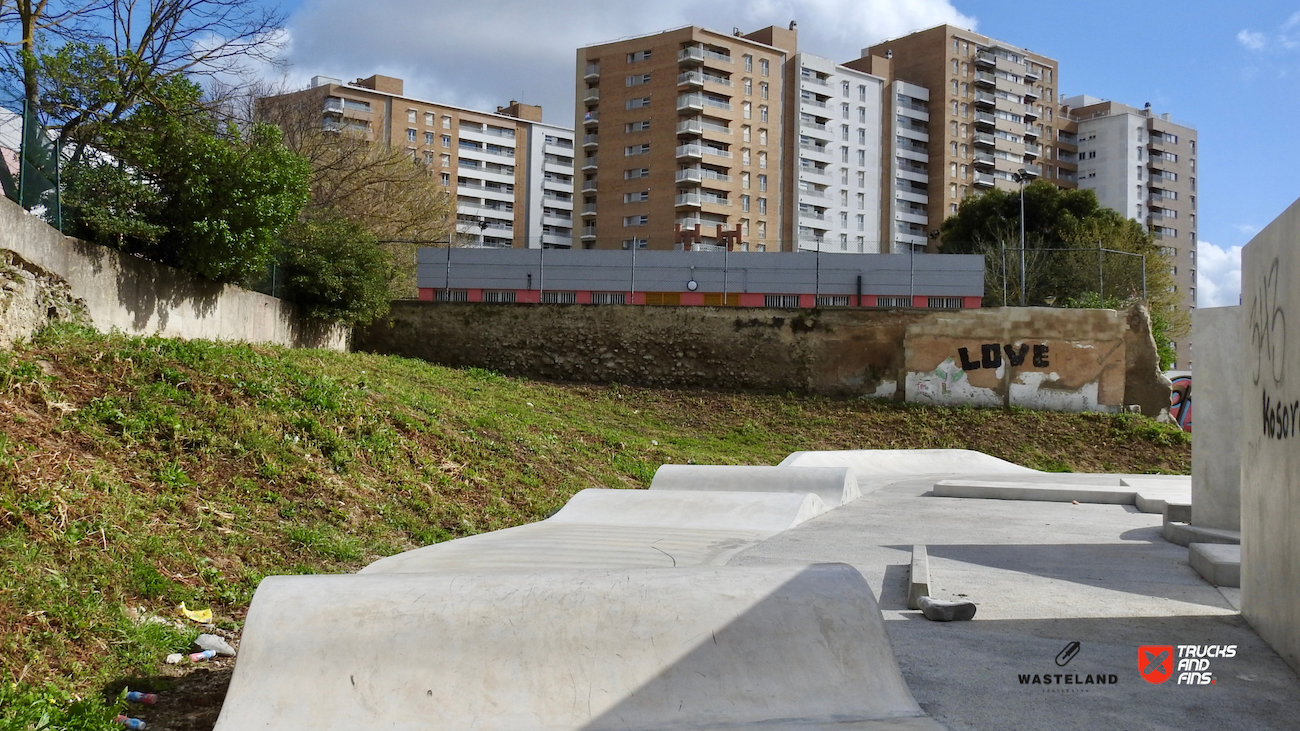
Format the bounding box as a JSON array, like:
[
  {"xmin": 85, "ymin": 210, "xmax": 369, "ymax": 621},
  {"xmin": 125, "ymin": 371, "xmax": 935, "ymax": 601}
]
[
  {"xmin": 356, "ymin": 302, "xmax": 1170, "ymax": 412},
  {"xmin": 0, "ymin": 197, "xmax": 346, "ymax": 350},
  {"xmin": 1191, "ymin": 306, "xmax": 1242, "ymax": 531},
  {"xmin": 0, "ymin": 249, "xmax": 90, "ymax": 348},
  {"xmin": 1240, "ymin": 197, "xmax": 1300, "ymax": 672},
  {"xmin": 903, "ymin": 307, "xmax": 1129, "ymax": 413}
]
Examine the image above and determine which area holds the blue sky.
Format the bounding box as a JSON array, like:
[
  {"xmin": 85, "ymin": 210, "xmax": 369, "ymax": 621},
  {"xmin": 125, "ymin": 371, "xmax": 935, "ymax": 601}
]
[{"xmin": 263, "ymin": 0, "xmax": 1297, "ymax": 307}]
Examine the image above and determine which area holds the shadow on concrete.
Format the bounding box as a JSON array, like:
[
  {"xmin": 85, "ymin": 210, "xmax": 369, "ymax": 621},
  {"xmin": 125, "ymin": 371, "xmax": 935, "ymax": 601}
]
[
  {"xmin": 885, "ymin": 613, "xmax": 1300, "ymax": 731},
  {"xmin": 113, "ymin": 250, "xmax": 222, "ymax": 332},
  {"xmin": 880, "ymin": 563, "xmax": 913, "ymax": 611}
]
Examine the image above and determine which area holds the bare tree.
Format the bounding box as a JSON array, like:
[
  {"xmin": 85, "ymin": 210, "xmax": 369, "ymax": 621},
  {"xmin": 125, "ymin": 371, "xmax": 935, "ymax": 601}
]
[{"xmin": 0, "ymin": 0, "xmax": 105, "ymax": 110}]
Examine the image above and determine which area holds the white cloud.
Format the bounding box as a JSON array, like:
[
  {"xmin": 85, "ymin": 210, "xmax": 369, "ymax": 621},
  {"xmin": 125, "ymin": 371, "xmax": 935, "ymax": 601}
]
[
  {"xmin": 1196, "ymin": 241, "xmax": 1243, "ymax": 308},
  {"xmin": 280, "ymin": 0, "xmax": 975, "ymax": 124},
  {"xmin": 1233, "ymin": 223, "xmax": 1260, "ymax": 236},
  {"xmin": 1238, "ymin": 29, "xmax": 1267, "ymax": 50}
]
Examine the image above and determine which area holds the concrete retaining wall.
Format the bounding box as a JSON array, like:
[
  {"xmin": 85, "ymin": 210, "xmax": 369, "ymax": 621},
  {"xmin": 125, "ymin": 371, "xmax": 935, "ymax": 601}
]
[
  {"xmin": 355, "ymin": 301, "xmax": 1171, "ymax": 413},
  {"xmin": 1240, "ymin": 197, "xmax": 1300, "ymax": 672},
  {"xmin": 0, "ymin": 196, "xmax": 346, "ymax": 349},
  {"xmin": 1191, "ymin": 306, "xmax": 1242, "ymax": 532}
]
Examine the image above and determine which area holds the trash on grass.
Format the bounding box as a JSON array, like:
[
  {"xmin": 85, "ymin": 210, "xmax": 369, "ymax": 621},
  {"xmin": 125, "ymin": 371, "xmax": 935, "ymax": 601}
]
[
  {"xmin": 189, "ymin": 649, "xmax": 217, "ymax": 662},
  {"xmin": 178, "ymin": 603, "xmax": 213, "ymax": 623},
  {"xmin": 194, "ymin": 633, "xmax": 236, "ymax": 657},
  {"xmin": 125, "ymin": 691, "xmax": 159, "ymax": 705},
  {"xmin": 116, "ymin": 716, "xmax": 146, "ymax": 730},
  {"xmin": 164, "ymin": 653, "xmax": 184, "ymax": 665}
]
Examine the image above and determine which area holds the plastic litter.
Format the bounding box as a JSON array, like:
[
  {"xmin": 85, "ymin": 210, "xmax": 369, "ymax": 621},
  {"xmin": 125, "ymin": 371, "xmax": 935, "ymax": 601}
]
[
  {"xmin": 178, "ymin": 603, "xmax": 213, "ymax": 623},
  {"xmin": 116, "ymin": 716, "xmax": 146, "ymax": 730},
  {"xmin": 164, "ymin": 653, "xmax": 184, "ymax": 665},
  {"xmin": 193, "ymin": 633, "xmax": 236, "ymax": 657},
  {"xmin": 125, "ymin": 691, "xmax": 158, "ymax": 705},
  {"xmin": 189, "ymin": 649, "xmax": 217, "ymax": 662}
]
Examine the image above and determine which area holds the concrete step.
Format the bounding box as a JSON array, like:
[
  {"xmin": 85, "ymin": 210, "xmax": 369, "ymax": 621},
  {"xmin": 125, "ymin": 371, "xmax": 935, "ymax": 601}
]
[
  {"xmin": 1163, "ymin": 521, "xmax": 1241, "ymax": 548},
  {"xmin": 908, "ymin": 544, "xmax": 930, "ymax": 610},
  {"xmin": 650, "ymin": 464, "xmax": 862, "ymax": 506},
  {"xmin": 1189, "ymin": 542, "xmax": 1241, "ymax": 588}
]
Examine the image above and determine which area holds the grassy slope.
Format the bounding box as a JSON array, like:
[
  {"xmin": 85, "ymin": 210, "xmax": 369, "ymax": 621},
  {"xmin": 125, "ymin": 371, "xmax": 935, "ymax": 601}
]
[{"xmin": 0, "ymin": 325, "xmax": 1188, "ymax": 696}]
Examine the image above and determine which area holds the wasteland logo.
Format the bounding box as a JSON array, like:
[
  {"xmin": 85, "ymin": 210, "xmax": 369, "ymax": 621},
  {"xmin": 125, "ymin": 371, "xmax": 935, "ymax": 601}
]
[{"xmin": 1018, "ymin": 642, "xmax": 1119, "ymax": 688}]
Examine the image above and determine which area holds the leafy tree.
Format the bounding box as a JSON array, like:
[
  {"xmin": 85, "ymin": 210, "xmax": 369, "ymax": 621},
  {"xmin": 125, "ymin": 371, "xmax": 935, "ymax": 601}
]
[
  {"xmin": 61, "ymin": 74, "xmax": 310, "ymax": 282},
  {"xmin": 279, "ymin": 213, "xmax": 396, "ymax": 325},
  {"xmin": 939, "ymin": 180, "xmax": 1186, "ymax": 342},
  {"xmin": 1063, "ymin": 292, "xmax": 1178, "ymax": 370}
]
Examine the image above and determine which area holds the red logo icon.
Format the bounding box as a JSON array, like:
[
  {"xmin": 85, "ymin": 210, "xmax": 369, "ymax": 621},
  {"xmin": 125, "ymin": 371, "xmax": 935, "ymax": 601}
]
[{"xmin": 1140, "ymin": 645, "xmax": 1174, "ymax": 684}]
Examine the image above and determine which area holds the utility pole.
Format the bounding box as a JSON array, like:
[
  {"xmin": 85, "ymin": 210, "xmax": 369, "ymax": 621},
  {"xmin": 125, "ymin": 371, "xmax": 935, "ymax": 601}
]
[{"xmin": 1013, "ymin": 169, "xmax": 1031, "ymax": 306}]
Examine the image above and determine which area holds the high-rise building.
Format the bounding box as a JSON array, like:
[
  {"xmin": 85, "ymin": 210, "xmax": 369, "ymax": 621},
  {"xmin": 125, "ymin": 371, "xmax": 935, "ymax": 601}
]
[
  {"xmin": 1063, "ymin": 95, "xmax": 1198, "ymax": 366},
  {"xmin": 861, "ymin": 26, "xmax": 1076, "ymax": 248},
  {"xmin": 259, "ymin": 75, "xmax": 576, "ymax": 249},
  {"xmin": 575, "ymin": 25, "xmax": 796, "ymax": 252}
]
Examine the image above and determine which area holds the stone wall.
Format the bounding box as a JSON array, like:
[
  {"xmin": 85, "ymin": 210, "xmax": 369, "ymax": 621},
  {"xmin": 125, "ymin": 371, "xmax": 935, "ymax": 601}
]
[
  {"xmin": 0, "ymin": 196, "xmax": 346, "ymax": 350},
  {"xmin": 1191, "ymin": 306, "xmax": 1242, "ymax": 532},
  {"xmin": 355, "ymin": 301, "xmax": 1170, "ymax": 413},
  {"xmin": 0, "ymin": 249, "xmax": 90, "ymax": 348},
  {"xmin": 1240, "ymin": 196, "xmax": 1300, "ymax": 672}
]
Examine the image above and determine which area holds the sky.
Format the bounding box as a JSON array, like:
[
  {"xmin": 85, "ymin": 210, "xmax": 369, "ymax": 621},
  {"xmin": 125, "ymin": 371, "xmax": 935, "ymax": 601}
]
[{"xmin": 259, "ymin": 0, "xmax": 1300, "ymax": 309}]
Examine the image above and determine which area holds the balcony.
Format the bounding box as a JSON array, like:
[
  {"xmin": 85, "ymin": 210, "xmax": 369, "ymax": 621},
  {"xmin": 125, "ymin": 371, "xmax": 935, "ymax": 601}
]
[
  {"xmin": 799, "ymin": 142, "xmax": 831, "ymax": 156},
  {"xmin": 973, "ymin": 131, "xmax": 996, "ymax": 147},
  {"xmin": 583, "ymin": 88, "xmax": 600, "ymax": 104},
  {"xmin": 801, "ymin": 73, "xmax": 830, "ymax": 87},
  {"xmin": 583, "ymin": 133, "xmax": 598, "ymax": 148},
  {"xmin": 1021, "ymin": 164, "xmax": 1042, "ymax": 177},
  {"xmin": 1023, "ymin": 86, "xmax": 1039, "ymax": 100},
  {"xmin": 1023, "ymin": 105, "xmax": 1040, "ymax": 120},
  {"xmin": 800, "ymin": 96, "xmax": 829, "ymax": 109},
  {"xmin": 975, "ymin": 71, "xmax": 996, "ymax": 86},
  {"xmin": 581, "ymin": 225, "xmax": 596, "ymax": 239},
  {"xmin": 798, "ymin": 209, "xmax": 826, "ymax": 221},
  {"xmin": 1024, "ymin": 67, "xmax": 1041, "ymax": 82},
  {"xmin": 582, "ymin": 111, "xmax": 599, "ymax": 127},
  {"xmin": 974, "ymin": 111, "xmax": 996, "ymax": 127},
  {"xmin": 675, "ymin": 192, "xmax": 730, "ymax": 207},
  {"xmin": 678, "ymin": 46, "xmax": 733, "ymax": 65},
  {"xmin": 676, "ymin": 119, "xmax": 731, "ymax": 136},
  {"xmin": 582, "ymin": 156, "xmax": 598, "ymax": 170},
  {"xmin": 975, "ymin": 51, "xmax": 997, "ymax": 67},
  {"xmin": 799, "ymin": 163, "xmax": 832, "ymax": 179},
  {"xmin": 974, "ymin": 171, "xmax": 995, "ymax": 187},
  {"xmin": 973, "ymin": 91, "xmax": 996, "ymax": 107},
  {"xmin": 584, "ymin": 64, "xmax": 600, "ymax": 81},
  {"xmin": 581, "ymin": 179, "xmax": 598, "ymax": 193},
  {"xmin": 798, "ymin": 187, "xmax": 830, "ymax": 200},
  {"xmin": 676, "ymin": 144, "xmax": 703, "ymax": 159},
  {"xmin": 1023, "ymin": 125, "xmax": 1040, "ymax": 139},
  {"xmin": 675, "ymin": 167, "xmax": 731, "ymax": 184},
  {"xmin": 972, "ymin": 152, "xmax": 995, "ymax": 167},
  {"xmin": 581, "ymin": 203, "xmax": 597, "ymax": 217},
  {"xmin": 1024, "ymin": 142, "xmax": 1041, "ymax": 157},
  {"xmin": 678, "ymin": 70, "xmax": 732, "ymax": 87}
]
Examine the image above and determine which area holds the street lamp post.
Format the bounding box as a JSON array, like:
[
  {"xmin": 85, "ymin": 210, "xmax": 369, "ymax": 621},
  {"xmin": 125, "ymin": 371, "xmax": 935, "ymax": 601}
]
[{"xmin": 1011, "ymin": 169, "xmax": 1032, "ymax": 306}]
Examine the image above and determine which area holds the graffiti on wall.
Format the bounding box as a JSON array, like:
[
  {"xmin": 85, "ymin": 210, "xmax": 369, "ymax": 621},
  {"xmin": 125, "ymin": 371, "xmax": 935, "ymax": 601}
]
[
  {"xmin": 957, "ymin": 343, "xmax": 1050, "ymax": 371},
  {"xmin": 1251, "ymin": 257, "xmax": 1295, "ymax": 439},
  {"xmin": 1169, "ymin": 374, "xmax": 1192, "ymax": 432}
]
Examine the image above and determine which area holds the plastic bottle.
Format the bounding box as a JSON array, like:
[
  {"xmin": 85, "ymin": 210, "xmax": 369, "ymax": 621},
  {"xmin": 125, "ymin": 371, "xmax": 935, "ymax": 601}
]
[
  {"xmin": 188, "ymin": 649, "xmax": 217, "ymax": 662},
  {"xmin": 125, "ymin": 691, "xmax": 158, "ymax": 705},
  {"xmin": 115, "ymin": 716, "xmax": 147, "ymax": 730}
]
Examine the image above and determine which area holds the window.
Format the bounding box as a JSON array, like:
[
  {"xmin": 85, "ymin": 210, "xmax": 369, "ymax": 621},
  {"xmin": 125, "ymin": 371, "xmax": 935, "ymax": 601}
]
[
  {"xmin": 952, "ymin": 101, "xmax": 958, "ymax": 116},
  {"xmin": 425, "ymin": 131, "xmax": 434, "ymax": 144},
  {"xmin": 840, "ymin": 190, "xmax": 849, "ymax": 206},
  {"xmin": 842, "ymin": 103, "xmax": 850, "ymax": 119},
  {"xmin": 840, "ymin": 234, "xmax": 849, "ymax": 250},
  {"xmin": 742, "ymin": 171, "xmax": 750, "ymax": 188},
  {"xmin": 624, "ymin": 168, "xmax": 650, "ymax": 179},
  {"xmin": 842, "ymin": 124, "xmax": 850, "ymax": 141},
  {"xmin": 758, "ymin": 197, "xmax": 767, "ymax": 214},
  {"xmin": 961, "ymin": 103, "xmax": 968, "ymax": 117},
  {"xmin": 627, "ymin": 49, "xmax": 651, "ymax": 62},
  {"xmin": 624, "ymin": 192, "xmax": 650, "ymax": 203},
  {"xmin": 842, "ymin": 146, "xmax": 850, "ymax": 163},
  {"xmin": 623, "ymin": 215, "xmax": 648, "ymax": 226},
  {"xmin": 840, "ymin": 211, "xmax": 848, "ymax": 227},
  {"xmin": 625, "ymin": 121, "xmax": 651, "ymax": 132},
  {"xmin": 441, "ymin": 154, "xmax": 451, "ymax": 167},
  {"xmin": 759, "ymin": 128, "xmax": 767, "ymax": 145},
  {"xmin": 625, "ymin": 144, "xmax": 650, "ymax": 156},
  {"xmin": 859, "ymin": 85, "xmax": 867, "ymax": 101},
  {"xmin": 743, "ymin": 101, "xmax": 752, "ymax": 119},
  {"xmin": 760, "ymin": 105, "xmax": 768, "ymax": 122},
  {"xmin": 442, "ymin": 135, "xmax": 451, "ymax": 147},
  {"xmin": 857, "ymin": 192, "xmax": 865, "ymax": 210},
  {"xmin": 856, "ymin": 214, "xmax": 865, "ymax": 231},
  {"xmin": 858, "ymin": 128, "xmax": 866, "ymax": 144},
  {"xmin": 760, "ymin": 82, "xmax": 769, "ymax": 99},
  {"xmin": 424, "ymin": 112, "xmax": 435, "ymax": 126},
  {"xmin": 744, "ymin": 54, "xmax": 753, "ymax": 71},
  {"xmin": 742, "ymin": 125, "xmax": 751, "ymax": 142},
  {"xmin": 841, "ymin": 168, "xmax": 849, "ymax": 184},
  {"xmin": 857, "ymin": 150, "xmax": 866, "ymax": 166},
  {"xmin": 744, "ymin": 77, "xmax": 753, "ymax": 95},
  {"xmin": 757, "ymin": 220, "xmax": 766, "ymax": 238},
  {"xmin": 407, "ymin": 129, "xmax": 417, "ymax": 142},
  {"xmin": 625, "ymin": 74, "xmax": 651, "ymax": 86},
  {"xmin": 742, "ymin": 148, "xmax": 751, "ymax": 165},
  {"xmin": 952, "ymin": 80, "xmax": 958, "ymax": 95},
  {"xmin": 758, "ymin": 174, "xmax": 768, "ymax": 191},
  {"xmin": 625, "ymin": 97, "xmax": 651, "ymax": 109},
  {"xmin": 841, "ymin": 81, "xmax": 850, "ymax": 97},
  {"xmin": 857, "ymin": 171, "xmax": 866, "ymax": 188},
  {"xmin": 442, "ymin": 115, "xmax": 452, "ymax": 129},
  {"xmin": 423, "ymin": 151, "xmax": 434, "ymax": 165},
  {"xmin": 952, "ymin": 59, "xmax": 958, "ymax": 74},
  {"xmin": 859, "ymin": 107, "xmax": 867, "ymax": 123},
  {"xmin": 408, "ymin": 109, "xmax": 417, "ymax": 123},
  {"xmin": 758, "ymin": 151, "xmax": 768, "ymax": 169},
  {"xmin": 440, "ymin": 172, "xmax": 450, "ymax": 186},
  {"xmin": 741, "ymin": 194, "xmax": 750, "ymax": 212},
  {"xmin": 760, "ymin": 59, "xmax": 769, "ymax": 76}
]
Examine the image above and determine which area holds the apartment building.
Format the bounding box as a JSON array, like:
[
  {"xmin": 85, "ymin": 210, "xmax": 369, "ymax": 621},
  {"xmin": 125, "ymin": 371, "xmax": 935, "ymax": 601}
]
[
  {"xmin": 575, "ymin": 25, "xmax": 797, "ymax": 251},
  {"xmin": 862, "ymin": 26, "xmax": 1076, "ymax": 249},
  {"xmin": 259, "ymin": 75, "xmax": 576, "ymax": 248},
  {"xmin": 787, "ymin": 53, "xmax": 885, "ymax": 253},
  {"xmin": 1064, "ymin": 95, "xmax": 1198, "ymax": 365}
]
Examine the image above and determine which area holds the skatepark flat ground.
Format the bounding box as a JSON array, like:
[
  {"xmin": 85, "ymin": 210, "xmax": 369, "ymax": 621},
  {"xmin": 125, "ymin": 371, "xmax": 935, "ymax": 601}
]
[{"xmin": 727, "ymin": 474, "xmax": 1300, "ymax": 731}]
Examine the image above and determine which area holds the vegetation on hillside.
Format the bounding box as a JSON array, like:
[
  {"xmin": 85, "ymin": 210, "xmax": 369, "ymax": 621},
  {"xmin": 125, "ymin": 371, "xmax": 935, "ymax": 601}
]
[{"xmin": 0, "ymin": 325, "xmax": 1188, "ymax": 718}]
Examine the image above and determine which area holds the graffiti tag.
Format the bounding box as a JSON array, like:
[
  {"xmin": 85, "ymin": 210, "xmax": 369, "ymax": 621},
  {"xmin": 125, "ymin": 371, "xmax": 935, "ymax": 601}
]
[
  {"xmin": 1249, "ymin": 258, "xmax": 1287, "ymax": 387},
  {"xmin": 1262, "ymin": 391, "xmax": 1300, "ymax": 440},
  {"xmin": 1169, "ymin": 375, "xmax": 1192, "ymax": 432},
  {"xmin": 958, "ymin": 343, "xmax": 1049, "ymax": 371}
]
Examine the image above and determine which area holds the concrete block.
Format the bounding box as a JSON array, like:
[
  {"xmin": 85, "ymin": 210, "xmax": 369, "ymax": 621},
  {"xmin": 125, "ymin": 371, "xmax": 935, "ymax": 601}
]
[
  {"xmin": 1164, "ymin": 502, "xmax": 1193, "ymax": 524},
  {"xmin": 649, "ymin": 465, "xmax": 861, "ymax": 506},
  {"xmin": 782, "ymin": 448, "xmax": 1038, "ymax": 476},
  {"xmin": 1163, "ymin": 521, "xmax": 1241, "ymax": 548},
  {"xmin": 908, "ymin": 544, "xmax": 930, "ymax": 610},
  {"xmin": 1190, "ymin": 542, "xmax": 1242, "ymax": 588},
  {"xmin": 1191, "ymin": 306, "xmax": 1244, "ymax": 532},
  {"xmin": 214, "ymin": 565, "xmax": 946, "ymax": 731}
]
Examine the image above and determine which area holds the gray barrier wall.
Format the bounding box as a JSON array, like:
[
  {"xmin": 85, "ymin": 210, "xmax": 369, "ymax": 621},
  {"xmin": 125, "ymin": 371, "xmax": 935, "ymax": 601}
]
[
  {"xmin": 1191, "ymin": 306, "xmax": 1242, "ymax": 532},
  {"xmin": 1240, "ymin": 197, "xmax": 1300, "ymax": 672},
  {"xmin": 0, "ymin": 196, "xmax": 346, "ymax": 350}
]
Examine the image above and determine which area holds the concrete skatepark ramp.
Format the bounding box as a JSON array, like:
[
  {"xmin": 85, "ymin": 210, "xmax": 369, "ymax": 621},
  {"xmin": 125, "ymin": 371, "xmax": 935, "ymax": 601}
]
[
  {"xmin": 780, "ymin": 448, "xmax": 1038, "ymax": 476},
  {"xmin": 215, "ymin": 565, "xmax": 944, "ymax": 731}
]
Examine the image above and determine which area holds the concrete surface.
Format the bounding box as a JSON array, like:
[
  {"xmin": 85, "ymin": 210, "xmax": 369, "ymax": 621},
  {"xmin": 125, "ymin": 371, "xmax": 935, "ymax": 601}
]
[
  {"xmin": 217, "ymin": 565, "xmax": 945, "ymax": 731},
  {"xmin": 1162, "ymin": 522, "xmax": 1241, "ymax": 548},
  {"xmin": 1240, "ymin": 196, "xmax": 1300, "ymax": 673},
  {"xmin": 1190, "ymin": 543, "xmax": 1242, "ymax": 588},
  {"xmin": 931, "ymin": 474, "xmax": 1191, "ymax": 515},
  {"xmin": 728, "ymin": 473, "xmax": 1300, "ymax": 731},
  {"xmin": 780, "ymin": 448, "xmax": 1039, "ymax": 476},
  {"xmin": 909, "ymin": 545, "xmax": 931, "ymax": 610},
  {"xmin": 362, "ymin": 488, "xmax": 830, "ymax": 573},
  {"xmin": 649, "ymin": 465, "xmax": 862, "ymax": 506},
  {"xmin": 1191, "ymin": 306, "xmax": 1244, "ymax": 532}
]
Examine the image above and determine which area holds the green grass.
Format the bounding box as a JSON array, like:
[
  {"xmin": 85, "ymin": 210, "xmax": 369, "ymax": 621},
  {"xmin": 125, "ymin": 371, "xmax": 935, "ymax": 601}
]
[{"xmin": 0, "ymin": 323, "xmax": 1189, "ymax": 702}]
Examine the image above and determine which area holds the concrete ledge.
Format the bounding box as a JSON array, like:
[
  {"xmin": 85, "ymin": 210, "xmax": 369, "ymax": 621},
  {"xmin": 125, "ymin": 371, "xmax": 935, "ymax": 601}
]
[
  {"xmin": 649, "ymin": 465, "xmax": 862, "ymax": 507},
  {"xmin": 1163, "ymin": 521, "xmax": 1241, "ymax": 548},
  {"xmin": 782, "ymin": 449, "xmax": 1038, "ymax": 476},
  {"xmin": 1190, "ymin": 542, "xmax": 1241, "ymax": 588},
  {"xmin": 933, "ymin": 480, "xmax": 1138, "ymax": 505},
  {"xmin": 1163, "ymin": 502, "xmax": 1193, "ymax": 524},
  {"xmin": 908, "ymin": 545, "xmax": 930, "ymax": 610}
]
